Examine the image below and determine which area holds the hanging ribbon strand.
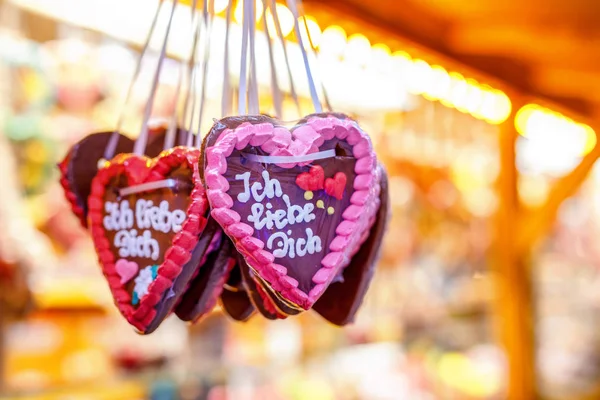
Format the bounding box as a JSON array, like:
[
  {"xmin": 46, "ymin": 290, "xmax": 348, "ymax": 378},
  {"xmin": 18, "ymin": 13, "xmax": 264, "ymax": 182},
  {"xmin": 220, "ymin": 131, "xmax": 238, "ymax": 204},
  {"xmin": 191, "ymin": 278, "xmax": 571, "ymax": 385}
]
[
  {"xmin": 247, "ymin": 0, "xmax": 260, "ymax": 115},
  {"xmin": 194, "ymin": 0, "xmax": 216, "ymax": 148},
  {"xmin": 221, "ymin": 0, "xmax": 234, "ymax": 117},
  {"xmin": 286, "ymin": 0, "xmax": 322, "ymax": 113},
  {"xmin": 163, "ymin": 0, "xmax": 200, "ymax": 150},
  {"xmin": 262, "ymin": 0, "xmax": 283, "ymax": 118},
  {"xmin": 104, "ymin": 0, "xmax": 163, "ymax": 160},
  {"xmin": 133, "ymin": 0, "xmax": 180, "ymax": 156},
  {"xmin": 237, "ymin": 0, "xmax": 251, "ymax": 115},
  {"xmin": 296, "ymin": 0, "xmax": 332, "ymax": 111},
  {"xmin": 181, "ymin": 2, "xmax": 204, "ymax": 146},
  {"xmin": 270, "ymin": 0, "xmax": 301, "ymax": 116}
]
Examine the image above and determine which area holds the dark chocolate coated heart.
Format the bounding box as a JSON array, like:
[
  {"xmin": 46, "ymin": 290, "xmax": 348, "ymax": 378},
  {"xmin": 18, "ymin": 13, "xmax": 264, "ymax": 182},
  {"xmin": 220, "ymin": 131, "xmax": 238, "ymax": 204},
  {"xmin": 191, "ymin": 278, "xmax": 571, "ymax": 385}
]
[
  {"xmin": 59, "ymin": 126, "xmax": 186, "ymax": 228},
  {"xmin": 59, "ymin": 132, "xmax": 134, "ymax": 227},
  {"xmin": 203, "ymin": 113, "xmax": 380, "ymax": 310},
  {"xmin": 88, "ymin": 147, "xmax": 209, "ymax": 333},
  {"xmin": 313, "ymin": 166, "xmax": 389, "ymax": 326},
  {"xmin": 175, "ymin": 231, "xmax": 236, "ymax": 322},
  {"xmin": 220, "ymin": 260, "xmax": 256, "ymax": 322},
  {"xmin": 237, "ymin": 253, "xmax": 286, "ymax": 320}
]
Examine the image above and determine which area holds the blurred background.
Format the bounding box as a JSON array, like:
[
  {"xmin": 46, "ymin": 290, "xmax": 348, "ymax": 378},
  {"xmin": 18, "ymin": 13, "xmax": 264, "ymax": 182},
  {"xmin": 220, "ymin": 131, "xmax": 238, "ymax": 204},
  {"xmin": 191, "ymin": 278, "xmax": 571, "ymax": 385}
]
[{"xmin": 0, "ymin": 0, "xmax": 599, "ymax": 399}]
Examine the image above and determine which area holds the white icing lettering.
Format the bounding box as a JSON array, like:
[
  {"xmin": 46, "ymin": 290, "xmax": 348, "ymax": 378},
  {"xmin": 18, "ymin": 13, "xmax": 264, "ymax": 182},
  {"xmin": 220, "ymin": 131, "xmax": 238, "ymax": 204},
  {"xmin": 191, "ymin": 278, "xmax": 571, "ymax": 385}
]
[
  {"xmin": 266, "ymin": 228, "xmax": 322, "ymax": 259},
  {"xmin": 114, "ymin": 230, "xmax": 160, "ymax": 260},
  {"xmin": 236, "ymin": 172, "xmax": 251, "ymax": 203},
  {"xmin": 103, "ymin": 199, "xmax": 187, "ymax": 262},
  {"xmin": 236, "ymin": 171, "xmax": 323, "ymax": 260}
]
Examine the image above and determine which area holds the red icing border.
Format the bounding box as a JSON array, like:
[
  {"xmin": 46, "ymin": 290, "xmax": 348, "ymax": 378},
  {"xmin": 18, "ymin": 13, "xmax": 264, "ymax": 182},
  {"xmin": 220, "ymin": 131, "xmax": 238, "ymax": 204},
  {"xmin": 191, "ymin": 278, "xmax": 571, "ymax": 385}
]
[
  {"xmin": 88, "ymin": 147, "xmax": 208, "ymax": 332},
  {"xmin": 204, "ymin": 115, "xmax": 381, "ymax": 310},
  {"xmin": 58, "ymin": 153, "xmax": 87, "ymax": 227}
]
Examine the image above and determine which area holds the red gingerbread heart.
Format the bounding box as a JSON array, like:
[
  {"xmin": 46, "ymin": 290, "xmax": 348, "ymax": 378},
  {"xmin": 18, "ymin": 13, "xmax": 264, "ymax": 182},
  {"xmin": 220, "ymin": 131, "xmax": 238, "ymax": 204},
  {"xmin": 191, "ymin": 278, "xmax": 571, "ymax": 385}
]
[
  {"xmin": 325, "ymin": 172, "xmax": 347, "ymax": 200},
  {"xmin": 296, "ymin": 165, "xmax": 325, "ymax": 191},
  {"xmin": 202, "ymin": 113, "xmax": 380, "ymax": 311},
  {"xmin": 88, "ymin": 147, "xmax": 209, "ymax": 333}
]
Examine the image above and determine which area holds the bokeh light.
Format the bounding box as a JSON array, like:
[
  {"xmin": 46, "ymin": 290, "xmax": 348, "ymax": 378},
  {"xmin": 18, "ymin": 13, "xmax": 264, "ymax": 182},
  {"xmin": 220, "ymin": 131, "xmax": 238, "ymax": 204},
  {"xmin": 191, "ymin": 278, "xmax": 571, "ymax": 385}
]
[
  {"xmin": 319, "ymin": 25, "xmax": 347, "ymax": 58},
  {"xmin": 265, "ymin": 3, "xmax": 294, "ymax": 38}
]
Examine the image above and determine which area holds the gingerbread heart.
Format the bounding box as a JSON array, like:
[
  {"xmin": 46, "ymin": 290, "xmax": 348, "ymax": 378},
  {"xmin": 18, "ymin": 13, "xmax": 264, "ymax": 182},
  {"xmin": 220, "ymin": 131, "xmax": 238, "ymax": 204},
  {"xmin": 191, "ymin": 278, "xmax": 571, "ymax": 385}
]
[
  {"xmin": 59, "ymin": 127, "xmax": 185, "ymax": 228},
  {"xmin": 313, "ymin": 165, "xmax": 389, "ymax": 326},
  {"xmin": 220, "ymin": 263, "xmax": 256, "ymax": 322},
  {"xmin": 237, "ymin": 253, "xmax": 287, "ymax": 320},
  {"xmin": 202, "ymin": 113, "xmax": 381, "ymax": 310},
  {"xmin": 59, "ymin": 132, "xmax": 134, "ymax": 227},
  {"xmin": 88, "ymin": 147, "xmax": 209, "ymax": 333},
  {"xmin": 175, "ymin": 231, "xmax": 237, "ymax": 322}
]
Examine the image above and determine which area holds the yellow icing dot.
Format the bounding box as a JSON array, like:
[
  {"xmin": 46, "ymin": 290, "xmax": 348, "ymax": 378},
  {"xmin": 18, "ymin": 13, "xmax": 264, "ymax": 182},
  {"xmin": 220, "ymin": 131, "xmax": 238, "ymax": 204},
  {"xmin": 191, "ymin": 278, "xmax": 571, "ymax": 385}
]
[
  {"xmin": 316, "ymin": 200, "xmax": 325, "ymax": 209},
  {"xmin": 327, "ymin": 207, "xmax": 335, "ymax": 215},
  {"xmin": 304, "ymin": 191, "xmax": 314, "ymax": 200}
]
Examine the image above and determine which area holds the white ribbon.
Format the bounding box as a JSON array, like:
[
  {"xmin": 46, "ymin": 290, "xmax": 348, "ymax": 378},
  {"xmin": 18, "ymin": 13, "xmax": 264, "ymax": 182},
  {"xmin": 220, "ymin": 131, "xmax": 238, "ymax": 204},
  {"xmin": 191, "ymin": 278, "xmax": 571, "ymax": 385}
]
[
  {"xmin": 247, "ymin": 0, "xmax": 259, "ymax": 115},
  {"xmin": 119, "ymin": 179, "xmax": 178, "ymax": 197},
  {"xmin": 193, "ymin": 0, "xmax": 215, "ymax": 148},
  {"xmin": 287, "ymin": 0, "xmax": 322, "ymax": 113},
  {"xmin": 221, "ymin": 0, "xmax": 234, "ymax": 117},
  {"xmin": 134, "ymin": 0, "xmax": 179, "ymax": 156},
  {"xmin": 104, "ymin": 0, "xmax": 163, "ymax": 160},
  {"xmin": 262, "ymin": 0, "xmax": 282, "ymax": 118},
  {"xmin": 270, "ymin": 0, "xmax": 300, "ymax": 115},
  {"xmin": 241, "ymin": 149, "xmax": 335, "ymax": 164},
  {"xmin": 237, "ymin": 0, "xmax": 250, "ymax": 115}
]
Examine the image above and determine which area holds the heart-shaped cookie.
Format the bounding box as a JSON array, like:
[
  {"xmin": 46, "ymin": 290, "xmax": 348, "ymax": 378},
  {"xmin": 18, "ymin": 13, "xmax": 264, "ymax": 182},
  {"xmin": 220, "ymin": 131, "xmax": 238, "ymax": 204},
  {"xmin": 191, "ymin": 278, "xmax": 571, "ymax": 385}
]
[
  {"xmin": 220, "ymin": 263, "xmax": 256, "ymax": 322},
  {"xmin": 175, "ymin": 233, "xmax": 237, "ymax": 322},
  {"xmin": 313, "ymin": 166, "xmax": 389, "ymax": 326},
  {"xmin": 59, "ymin": 126, "xmax": 186, "ymax": 228},
  {"xmin": 237, "ymin": 253, "xmax": 287, "ymax": 320},
  {"xmin": 202, "ymin": 113, "xmax": 381, "ymax": 310},
  {"xmin": 59, "ymin": 132, "xmax": 134, "ymax": 227},
  {"xmin": 88, "ymin": 146, "xmax": 209, "ymax": 333}
]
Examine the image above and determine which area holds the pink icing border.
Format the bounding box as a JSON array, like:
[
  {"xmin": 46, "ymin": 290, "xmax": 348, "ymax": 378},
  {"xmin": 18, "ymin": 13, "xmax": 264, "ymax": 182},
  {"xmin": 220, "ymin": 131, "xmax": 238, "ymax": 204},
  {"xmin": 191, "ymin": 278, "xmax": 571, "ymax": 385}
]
[{"xmin": 204, "ymin": 115, "xmax": 380, "ymax": 310}]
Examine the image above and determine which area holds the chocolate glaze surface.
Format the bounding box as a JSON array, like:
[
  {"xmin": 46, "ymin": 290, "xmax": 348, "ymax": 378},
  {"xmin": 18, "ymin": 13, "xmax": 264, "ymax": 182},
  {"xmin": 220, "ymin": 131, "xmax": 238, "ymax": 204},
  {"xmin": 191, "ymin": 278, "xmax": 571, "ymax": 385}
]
[
  {"xmin": 175, "ymin": 234, "xmax": 235, "ymax": 322},
  {"xmin": 64, "ymin": 132, "xmax": 134, "ymax": 221},
  {"xmin": 203, "ymin": 115, "xmax": 357, "ymax": 294},
  {"xmin": 237, "ymin": 253, "xmax": 280, "ymax": 320},
  {"xmin": 102, "ymin": 166, "xmax": 193, "ymax": 303},
  {"xmin": 313, "ymin": 168, "xmax": 389, "ymax": 326},
  {"xmin": 220, "ymin": 260, "xmax": 256, "ymax": 322}
]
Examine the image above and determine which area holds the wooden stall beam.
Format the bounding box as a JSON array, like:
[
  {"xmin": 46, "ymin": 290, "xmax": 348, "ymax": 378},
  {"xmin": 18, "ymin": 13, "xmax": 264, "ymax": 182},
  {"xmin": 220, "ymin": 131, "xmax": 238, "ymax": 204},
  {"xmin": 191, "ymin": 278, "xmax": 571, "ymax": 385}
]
[{"xmin": 491, "ymin": 117, "xmax": 536, "ymax": 400}]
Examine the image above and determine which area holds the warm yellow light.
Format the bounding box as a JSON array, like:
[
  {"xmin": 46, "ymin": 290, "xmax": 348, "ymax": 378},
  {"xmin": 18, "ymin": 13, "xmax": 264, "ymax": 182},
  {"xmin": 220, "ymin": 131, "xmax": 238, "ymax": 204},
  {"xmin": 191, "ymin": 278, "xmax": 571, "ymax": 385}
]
[
  {"xmin": 390, "ymin": 50, "xmax": 412, "ymax": 75},
  {"xmin": 515, "ymin": 104, "xmax": 539, "ymax": 136},
  {"xmin": 234, "ymin": 0, "xmax": 263, "ymax": 24},
  {"xmin": 464, "ymin": 79, "xmax": 483, "ymax": 115},
  {"xmin": 582, "ymin": 124, "xmax": 597, "ymax": 155},
  {"xmin": 298, "ymin": 16, "xmax": 321, "ymax": 48},
  {"xmin": 476, "ymin": 85, "xmax": 496, "ymax": 121},
  {"xmin": 407, "ymin": 59, "xmax": 431, "ymax": 95},
  {"xmin": 487, "ymin": 90, "xmax": 511, "ymax": 124},
  {"xmin": 448, "ymin": 72, "xmax": 468, "ymax": 111},
  {"xmin": 424, "ymin": 65, "xmax": 450, "ymax": 101},
  {"xmin": 213, "ymin": 0, "xmax": 229, "ymax": 13},
  {"xmin": 369, "ymin": 43, "xmax": 391, "ymax": 71},
  {"xmin": 265, "ymin": 3, "xmax": 294, "ymax": 38},
  {"xmin": 515, "ymin": 104, "xmax": 595, "ymax": 155},
  {"xmin": 319, "ymin": 25, "xmax": 347, "ymax": 57},
  {"xmin": 344, "ymin": 33, "xmax": 371, "ymax": 65},
  {"xmin": 371, "ymin": 43, "xmax": 390, "ymax": 60}
]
